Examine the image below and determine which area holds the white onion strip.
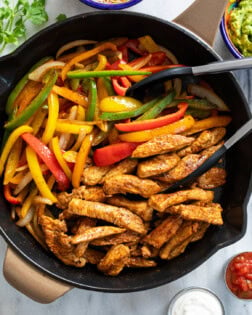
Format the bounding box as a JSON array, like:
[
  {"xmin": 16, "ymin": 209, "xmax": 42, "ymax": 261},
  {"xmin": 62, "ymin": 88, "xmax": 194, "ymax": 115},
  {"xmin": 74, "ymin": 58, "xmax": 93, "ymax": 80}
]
[
  {"xmin": 28, "ymin": 61, "xmax": 65, "ymax": 82},
  {"xmin": 16, "ymin": 206, "xmax": 35, "ymax": 227},
  {"xmin": 56, "ymin": 40, "xmax": 97, "ymax": 59}
]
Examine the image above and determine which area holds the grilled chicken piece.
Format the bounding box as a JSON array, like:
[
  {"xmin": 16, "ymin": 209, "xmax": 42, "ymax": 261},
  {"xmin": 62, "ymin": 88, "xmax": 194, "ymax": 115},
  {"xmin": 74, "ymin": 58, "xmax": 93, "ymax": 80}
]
[
  {"xmin": 143, "ymin": 216, "xmax": 183, "ymax": 248},
  {"xmin": 98, "ymin": 244, "xmax": 130, "ymax": 276},
  {"xmin": 103, "ymin": 174, "xmax": 161, "ymax": 198},
  {"xmin": 106, "ymin": 195, "xmax": 153, "ymax": 221},
  {"xmin": 71, "ymin": 226, "xmax": 126, "ymax": 244},
  {"xmin": 148, "ymin": 188, "xmax": 214, "ymax": 212},
  {"xmin": 155, "ymin": 154, "xmax": 206, "ymax": 183},
  {"xmin": 166, "ymin": 203, "xmax": 223, "ymax": 225},
  {"xmin": 91, "ymin": 230, "xmax": 140, "ymax": 246},
  {"xmin": 103, "ymin": 158, "xmax": 138, "ymax": 181},
  {"xmin": 197, "ymin": 167, "xmax": 227, "ymax": 189},
  {"xmin": 159, "ymin": 221, "xmax": 199, "ymax": 260},
  {"xmin": 82, "ymin": 165, "xmax": 112, "ymax": 186},
  {"xmin": 39, "ymin": 216, "xmax": 86, "ymax": 267},
  {"xmin": 141, "ymin": 245, "xmax": 159, "ymax": 258},
  {"xmin": 132, "ymin": 134, "xmax": 194, "ymax": 158},
  {"xmin": 137, "ymin": 153, "xmax": 180, "ymax": 178},
  {"xmin": 177, "ymin": 127, "xmax": 226, "ymax": 157},
  {"xmin": 57, "ymin": 186, "xmax": 106, "ymax": 209},
  {"xmin": 84, "ymin": 248, "xmax": 105, "ymax": 265},
  {"xmin": 65, "ymin": 199, "xmax": 147, "ymax": 234},
  {"xmin": 126, "ymin": 257, "xmax": 157, "ymax": 268}
]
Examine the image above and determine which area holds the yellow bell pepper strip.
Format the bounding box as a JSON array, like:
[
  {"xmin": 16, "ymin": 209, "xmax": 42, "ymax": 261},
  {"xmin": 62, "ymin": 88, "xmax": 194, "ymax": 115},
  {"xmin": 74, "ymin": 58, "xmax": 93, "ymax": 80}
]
[
  {"xmin": 86, "ymin": 80, "xmax": 97, "ymax": 121},
  {"xmin": 25, "ymin": 146, "xmax": 57, "ymax": 203},
  {"xmin": 3, "ymin": 184, "xmax": 21, "ymax": 205},
  {"xmin": 55, "ymin": 120, "xmax": 93, "ymax": 134},
  {"xmin": 6, "ymin": 56, "xmax": 51, "ymax": 116},
  {"xmin": 116, "ymin": 103, "xmax": 188, "ymax": 132},
  {"xmin": 61, "ymin": 42, "xmax": 117, "ymax": 80},
  {"xmin": 94, "ymin": 54, "xmax": 108, "ymax": 71},
  {"xmin": 4, "ymin": 70, "xmax": 57, "ymax": 132},
  {"xmin": 184, "ymin": 116, "xmax": 232, "ymax": 135},
  {"xmin": 72, "ymin": 134, "xmax": 93, "ymax": 188},
  {"xmin": 137, "ymin": 91, "xmax": 175, "ymax": 120},
  {"xmin": 99, "ymin": 96, "xmax": 142, "ymax": 113},
  {"xmin": 63, "ymin": 150, "xmax": 77, "ymax": 163},
  {"xmin": 3, "ymin": 138, "xmax": 22, "ymax": 185},
  {"xmin": 76, "ymin": 105, "xmax": 86, "ymax": 121},
  {"xmin": 97, "ymin": 77, "xmax": 110, "ymax": 101},
  {"xmin": 119, "ymin": 115, "xmax": 195, "ymax": 142},
  {"xmin": 31, "ymin": 108, "xmax": 48, "ymax": 135},
  {"xmin": 93, "ymin": 142, "xmax": 139, "ymax": 166},
  {"xmin": 51, "ymin": 137, "xmax": 72, "ymax": 180},
  {"xmin": 41, "ymin": 92, "xmax": 59, "ymax": 144},
  {"xmin": 9, "ymin": 172, "xmax": 25, "ymax": 185},
  {"xmin": 21, "ymin": 133, "xmax": 70, "ymax": 191},
  {"xmin": 20, "ymin": 187, "xmax": 38, "ymax": 218},
  {"xmin": 138, "ymin": 35, "xmax": 162, "ymax": 53},
  {"xmin": 0, "ymin": 125, "xmax": 33, "ymax": 176},
  {"xmin": 52, "ymin": 85, "xmax": 88, "ymax": 107},
  {"xmin": 67, "ymin": 69, "xmax": 152, "ymax": 79},
  {"xmin": 100, "ymin": 97, "xmax": 161, "ymax": 121}
]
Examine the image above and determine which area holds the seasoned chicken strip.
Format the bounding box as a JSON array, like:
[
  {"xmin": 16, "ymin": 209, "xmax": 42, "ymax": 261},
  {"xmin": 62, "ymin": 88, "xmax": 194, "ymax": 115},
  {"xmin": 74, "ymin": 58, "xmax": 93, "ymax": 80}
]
[
  {"xmin": 155, "ymin": 154, "xmax": 206, "ymax": 183},
  {"xmin": 132, "ymin": 134, "xmax": 194, "ymax": 158},
  {"xmin": 103, "ymin": 158, "xmax": 138, "ymax": 181},
  {"xmin": 159, "ymin": 221, "xmax": 199, "ymax": 259},
  {"xmin": 200, "ymin": 142, "xmax": 224, "ymax": 159},
  {"xmin": 82, "ymin": 165, "xmax": 112, "ymax": 186},
  {"xmin": 137, "ymin": 153, "xmax": 180, "ymax": 178},
  {"xmin": 106, "ymin": 195, "xmax": 153, "ymax": 221},
  {"xmin": 191, "ymin": 222, "xmax": 210, "ymax": 242},
  {"xmin": 177, "ymin": 127, "xmax": 226, "ymax": 157},
  {"xmin": 141, "ymin": 245, "xmax": 159, "ymax": 258},
  {"xmin": 71, "ymin": 226, "xmax": 126, "ymax": 244},
  {"xmin": 57, "ymin": 186, "xmax": 106, "ymax": 209},
  {"xmin": 166, "ymin": 203, "xmax": 223, "ymax": 225},
  {"xmin": 98, "ymin": 244, "xmax": 130, "ymax": 276},
  {"xmin": 143, "ymin": 216, "xmax": 183, "ymax": 248},
  {"xmin": 197, "ymin": 167, "xmax": 226, "ymax": 189},
  {"xmin": 65, "ymin": 199, "xmax": 147, "ymax": 234},
  {"xmin": 84, "ymin": 248, "xmax": 105, "ymax": 265},
  {"xmin": 126, "ymin": 257, "xmax": 157, "ymax": 268},
  {"xmin": 91, "ymin": 230, "xmax": 140, "ymax": 246},
  {"xmin": 148, "ymin": 188, "xmax": 214, "ymax": 212},
  {"xmin": 40, "ymin": 216, "xmax": 86, "ymax": 267},
  {"xmin": 103, "ymin": 174, "xmax": 161, "ymax": 198}
]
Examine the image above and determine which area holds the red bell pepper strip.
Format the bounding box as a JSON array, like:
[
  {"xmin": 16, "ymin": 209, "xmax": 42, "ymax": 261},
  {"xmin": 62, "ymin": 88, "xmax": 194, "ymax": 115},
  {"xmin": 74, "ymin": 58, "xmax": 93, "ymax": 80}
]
[
  {"xmin": 93, "ymin": 142, "xmax": 139, "ymax": 166},
  {"xmin": 115, "ymin": 103, "xmax": 188, "ymax": 132},
  {"xmin": 112, "ymin": 76, "xmax": 131, "ymax": 96},
  {"xmin": 148, "ymin": 52, "xmax": 167, "ymax": 66},
  {"xmin": 21, "ymin": 133, "xmax": 70, "ymax": 191},
  {"xmin": 118, "ymin": 39, "xmax": 144, "ymax": 62},
  {"xmin": 3, "ymin": 184, "xmax": 21, "ymax": 205}
]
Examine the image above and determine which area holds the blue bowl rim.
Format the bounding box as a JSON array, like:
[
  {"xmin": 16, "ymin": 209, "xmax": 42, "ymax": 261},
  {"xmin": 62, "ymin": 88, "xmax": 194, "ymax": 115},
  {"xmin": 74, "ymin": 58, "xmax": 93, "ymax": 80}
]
[{"xmin": 80, "ymin": 0, "xmax": 142, "ymax": 10}]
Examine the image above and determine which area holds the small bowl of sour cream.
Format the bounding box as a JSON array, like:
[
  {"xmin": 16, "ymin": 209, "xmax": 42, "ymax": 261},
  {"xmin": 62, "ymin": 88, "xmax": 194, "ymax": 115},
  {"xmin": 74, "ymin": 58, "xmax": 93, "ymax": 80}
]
[
  {"xmin": 167, "ymin": 287, "xmax": 225, "ymax": 315},
  {"xmin": 80, "ymin": 0, "xmax": 142, "ymax": 10}
]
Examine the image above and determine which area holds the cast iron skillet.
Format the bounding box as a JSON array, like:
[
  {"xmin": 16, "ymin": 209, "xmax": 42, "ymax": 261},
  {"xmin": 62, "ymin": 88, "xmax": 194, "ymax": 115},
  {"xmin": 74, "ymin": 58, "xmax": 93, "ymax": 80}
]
[{"xmin": 0, "ymin": 11, "xmax": 251, "ymax": 293}]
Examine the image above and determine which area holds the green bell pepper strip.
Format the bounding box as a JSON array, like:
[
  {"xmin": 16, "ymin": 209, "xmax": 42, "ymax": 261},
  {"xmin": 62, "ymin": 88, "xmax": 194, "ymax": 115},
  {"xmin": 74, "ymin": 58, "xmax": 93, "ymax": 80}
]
[
  {"xmin": 6, "ymin": 56, "xmax": 52, "ymax": 116},
  {"xmin": 100, "ymin": 97, "xmax": 161, "ymax": 121},
  {"xmin": 67, "ymin": 70, "xmax": 151, "ymax": 79},
  {"xmin": 103, "ymin": 77, "xmax": 115, "ymax": 96},
  {"xmin": 137, "ymin": 91, "xmax": 175, "ymax": 121},
  {"xmin": 186, "ymin": 108, "xmax": 211, "ymax": 119},
  {"xmin": 70, "ymin": 78, "xmax": 80, "ymax": 91},
  {"xmin": 4, "ymin": 70, "xmax": 58, "ymax": 131},
  {"xmin": 86, "ymin": 80, "xmax": 97, "ymax": 121},
  {"xmin": 169, "ymin": 98, "xmax": 217, "ymax": 110}
]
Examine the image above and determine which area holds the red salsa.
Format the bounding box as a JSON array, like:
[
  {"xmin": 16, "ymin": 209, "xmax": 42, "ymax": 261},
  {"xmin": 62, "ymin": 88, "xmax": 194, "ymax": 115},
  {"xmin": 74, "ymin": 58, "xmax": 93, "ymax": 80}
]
[{"xmin": 225, "ymin": 252, "xmax": 252, "ymax": 299}]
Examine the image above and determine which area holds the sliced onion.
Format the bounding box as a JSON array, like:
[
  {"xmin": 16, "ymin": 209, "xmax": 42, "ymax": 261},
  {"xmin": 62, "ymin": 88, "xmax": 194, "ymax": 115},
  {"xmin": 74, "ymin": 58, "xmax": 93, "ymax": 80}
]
[
  {"xmin": 15, "ymin": 164, "xmax": 28, "ymax": 172},
  {"xmin": 33, "ymin": 196, "xmax": 53, "ymax": 205},
  {"xmin": 56, "ymin": 40, "xmax": 97, "ymax": 59},
  {"xmin": 16, "ymin": 206, "xmax": 35, "ymax": 227},
  {"xmin": 188, "ymin": 84, "xmax": 230, "ymax": 111},
  {"xmin": 159, "ymin": 46, "xmax": 179, "ymax": 64},
  {"xmin": 28, "ymin": 61, "xmax": 65, "ymax": 82}
]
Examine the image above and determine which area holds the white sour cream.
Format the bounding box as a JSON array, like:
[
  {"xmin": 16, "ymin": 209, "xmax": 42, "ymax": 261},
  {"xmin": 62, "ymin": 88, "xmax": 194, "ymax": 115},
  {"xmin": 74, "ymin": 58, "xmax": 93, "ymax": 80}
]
[{"xmin": 169, "ymin": 288, "xmax": 224, "ymax": 315}]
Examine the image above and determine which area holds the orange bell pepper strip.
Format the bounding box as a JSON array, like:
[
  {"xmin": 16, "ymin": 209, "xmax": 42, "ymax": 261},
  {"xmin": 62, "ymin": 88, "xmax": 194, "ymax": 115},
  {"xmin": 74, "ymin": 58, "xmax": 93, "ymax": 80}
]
[
  {"xmin": 51, "ymin": 137, "xmax": 72, "ymax": 180},
  {"xmin": 140, "ymin": 64, "xmax": 184, "ymax": 74},
  {"xmin": 31, "ymin": 108, "xmax": 48, "ymax": 135},
  {"xmin": 72, "ymin": 134, "xmax": 93, "ymax": 188},
  {"xmin": 3, "ymin": 184, "xmax": 21, "ymax": 205},
  {"xmin": 41, "ymin": 92, "xmax": 59, "ymax": 144},
  {"xmin": 25, "ymin": 146, "xmax": 57, "ymax": 203},
  {"xmin": 61, "ymin": 42, "xmax": 117, "ymax": 81},
  {"xmin": 93, "ymin": 142, "xmax": 139, "ymax": 166},
  {"xmin": 76, "ymin": 105, "xmax": 86, "ymax": 121},
  {"xmin": 0, "ymin": 125, "xmax": 33, "ymax": 176},
  {"xmin": 119, "ymin": 115, "xmax": 195, "ymax": 142},
  {"xmin": 20, "ymin": 187, "xmax": 38, "ymax": 218},
  {"xmin": 115, "ymin": 103, "xmax": 188, "ymax": 132},
  {"xmin": 3, "ymin": 138, "xmax": 22, "ymax": 185},
  {"xmin": 52, "ymin": 85, "xmax": 88, "ymax": 107},
  {"xmin": 184, "ymin": 116, "xmax": 232, "ymax": 135}
]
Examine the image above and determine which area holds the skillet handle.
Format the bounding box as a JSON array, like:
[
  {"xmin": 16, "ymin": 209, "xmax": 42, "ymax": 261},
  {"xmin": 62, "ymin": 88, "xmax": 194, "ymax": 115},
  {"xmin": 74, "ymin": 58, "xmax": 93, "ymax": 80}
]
[
  {"xmin": 173, "ymin": 0, "xmax": 229, "ymax": 46},
  {"xmin": 3, "ymin": 247, "xmax": 73, "ymax": 304}
]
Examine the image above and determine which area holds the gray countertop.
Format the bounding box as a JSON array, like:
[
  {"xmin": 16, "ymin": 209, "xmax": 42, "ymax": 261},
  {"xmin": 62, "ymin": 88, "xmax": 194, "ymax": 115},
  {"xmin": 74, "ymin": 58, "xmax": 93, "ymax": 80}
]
[{"xmin": 0, "ymin": 1, "xmax": 251, "ymax": 314}]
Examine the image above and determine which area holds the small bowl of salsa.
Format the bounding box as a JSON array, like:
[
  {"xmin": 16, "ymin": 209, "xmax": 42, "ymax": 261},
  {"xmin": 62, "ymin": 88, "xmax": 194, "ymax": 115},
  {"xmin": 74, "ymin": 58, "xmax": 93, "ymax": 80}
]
[
  {"xmin": 80, "ymin": 0, "xmax": 142, "ymax": 10},
  {"xmin": 225, "ymin": 252, "xmax": 252, "ymax": 299},
  {"xmin": 220, "ymin": 0, "xmax": 252, "ymax": 58}
]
